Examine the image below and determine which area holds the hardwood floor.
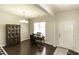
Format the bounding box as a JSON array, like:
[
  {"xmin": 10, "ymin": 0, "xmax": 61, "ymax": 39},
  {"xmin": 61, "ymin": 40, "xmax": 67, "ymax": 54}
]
[
  {"xmin": 4, "ymin": 40, "xmax": 79, "ymax": 55},
  {"xmin": 4, "ymin": 40, "xmax": 56, "ymax": 55}
]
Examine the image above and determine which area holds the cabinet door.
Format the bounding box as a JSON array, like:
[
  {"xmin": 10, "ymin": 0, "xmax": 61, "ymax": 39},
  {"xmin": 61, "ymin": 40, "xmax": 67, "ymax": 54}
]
[{"xmin": 57, "ymin": 21, "xmax": 74, "ymax": 50}]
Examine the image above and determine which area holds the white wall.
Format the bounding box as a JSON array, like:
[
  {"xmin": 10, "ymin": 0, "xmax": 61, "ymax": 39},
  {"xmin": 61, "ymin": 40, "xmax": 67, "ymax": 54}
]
[
  {"xmin": 29, "ymin": 16, "xmax": 56, "ymax": 46},
  {"xmin": 0, "ymin": 10, "xmax": 29, "ymax": 46}
]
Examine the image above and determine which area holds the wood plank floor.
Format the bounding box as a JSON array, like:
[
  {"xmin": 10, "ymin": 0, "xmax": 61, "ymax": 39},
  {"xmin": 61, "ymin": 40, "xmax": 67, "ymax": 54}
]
[
  {"xmin": 4, "ymin": 40, "xmax": 79, "ymax": 55},
  {"xmin": 4, "ymin": 40, "xmax": 56, "ymax": 55}
]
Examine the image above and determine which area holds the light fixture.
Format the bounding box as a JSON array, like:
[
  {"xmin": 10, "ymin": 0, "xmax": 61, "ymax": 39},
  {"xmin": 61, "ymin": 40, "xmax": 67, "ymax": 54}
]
[{"xmin": 19, "ymin": 11, "xmax": 29, "ymax": 23}]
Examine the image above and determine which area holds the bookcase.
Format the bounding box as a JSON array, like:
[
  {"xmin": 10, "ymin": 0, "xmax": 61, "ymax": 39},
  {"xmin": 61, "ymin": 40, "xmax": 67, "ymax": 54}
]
[{"xmin": 6, "ymin": 24, "xmax": 20, "ymax": 46}]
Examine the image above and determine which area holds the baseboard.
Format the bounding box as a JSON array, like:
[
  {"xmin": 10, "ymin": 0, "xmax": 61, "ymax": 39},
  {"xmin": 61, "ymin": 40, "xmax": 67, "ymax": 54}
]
[
  {"xmin": 2, "ymin": 39, "xmax": 29, "ymax": 47},
  {"xmin": 3, "ymin": 39, "xmax": 56, "ymax": 48},
  {"xmin": 21, "ymin": 39, "xmax": 29, "ymax": 43}
]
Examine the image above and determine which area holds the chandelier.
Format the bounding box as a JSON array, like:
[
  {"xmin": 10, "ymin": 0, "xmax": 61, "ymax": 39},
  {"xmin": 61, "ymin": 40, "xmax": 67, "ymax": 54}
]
[{"xmin": 19, "ymin": 11, "xmax": 29, "ymax": 23}]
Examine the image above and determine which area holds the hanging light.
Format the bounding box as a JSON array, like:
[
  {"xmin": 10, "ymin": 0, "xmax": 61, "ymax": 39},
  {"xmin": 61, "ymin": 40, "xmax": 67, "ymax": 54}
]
[
  {"xmin": 19, "ymin": 18, "xmax": 29, "ymax": 23},
  {"xmin": 19, "ymin": 11, "xmax": 29, "ymax": 23}
]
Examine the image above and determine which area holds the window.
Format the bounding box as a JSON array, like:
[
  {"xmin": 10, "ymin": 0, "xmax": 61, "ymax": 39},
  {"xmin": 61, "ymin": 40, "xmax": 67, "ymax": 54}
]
[{"xmin": 34, "ymin": 22, "xmax": 46, "ymax": 36}]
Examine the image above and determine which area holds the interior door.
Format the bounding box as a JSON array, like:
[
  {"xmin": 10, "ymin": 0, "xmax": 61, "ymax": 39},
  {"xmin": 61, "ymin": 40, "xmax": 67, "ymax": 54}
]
[{"xmin": 57, "ymin": 21, "xmax": 74, "ymax": 50}]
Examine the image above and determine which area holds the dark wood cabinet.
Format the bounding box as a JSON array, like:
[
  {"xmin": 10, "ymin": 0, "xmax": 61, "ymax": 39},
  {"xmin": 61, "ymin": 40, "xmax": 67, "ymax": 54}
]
[{"xmin": 6, "ymin": 24, "xmax": 20, "ymax": 46}]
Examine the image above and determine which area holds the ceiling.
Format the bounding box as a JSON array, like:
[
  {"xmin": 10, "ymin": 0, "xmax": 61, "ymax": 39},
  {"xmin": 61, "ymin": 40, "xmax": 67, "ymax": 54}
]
[
  {"xmin": 47, "ymin": 4, "xmax": 79, "ymax": 13},
  {"xmin": 0, "ymin": 4, "xmax": 48, "ymax": 18},
  {"xmin": 0, "ymin": 4, "xmax": 79, "ymax": 18}
]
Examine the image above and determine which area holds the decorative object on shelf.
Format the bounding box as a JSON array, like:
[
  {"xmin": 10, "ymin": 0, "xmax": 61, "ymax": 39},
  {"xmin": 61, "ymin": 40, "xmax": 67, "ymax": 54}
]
[
  {"xmin": 19, "ymin": 11, "xmax": 29, "ymax": 23},
  {"xmin": 6, "ymin": 24, "xmax": 20, "ymax": 46}
]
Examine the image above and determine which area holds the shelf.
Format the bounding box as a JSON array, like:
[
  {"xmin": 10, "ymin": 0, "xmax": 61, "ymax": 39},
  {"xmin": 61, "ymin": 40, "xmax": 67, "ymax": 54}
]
[{"xmin": 6, "ymin": 24, "xmax": 20, "ymax": 46}]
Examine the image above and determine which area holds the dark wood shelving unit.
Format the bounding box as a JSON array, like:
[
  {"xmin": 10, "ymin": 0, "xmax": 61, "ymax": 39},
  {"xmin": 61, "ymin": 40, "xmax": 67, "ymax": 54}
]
[{"xmin": 6, "ymin": 24, "xmax": 20, "ymax": 46}]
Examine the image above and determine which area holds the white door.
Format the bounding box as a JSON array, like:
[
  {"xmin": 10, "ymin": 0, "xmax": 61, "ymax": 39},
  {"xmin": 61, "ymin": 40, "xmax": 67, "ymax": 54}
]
[{"xmin": 57, "ymin": 21, "xmax": 74, "ymax": 50}]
